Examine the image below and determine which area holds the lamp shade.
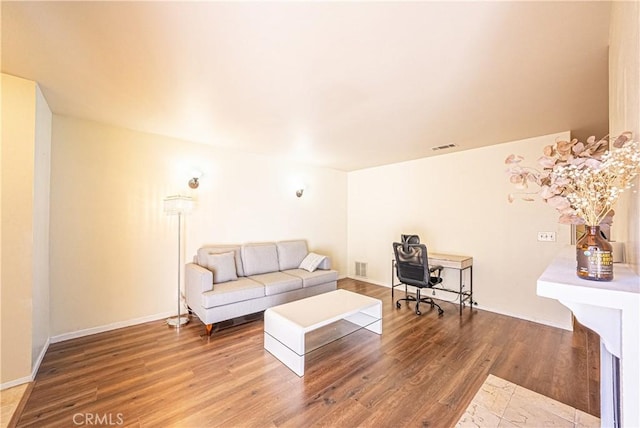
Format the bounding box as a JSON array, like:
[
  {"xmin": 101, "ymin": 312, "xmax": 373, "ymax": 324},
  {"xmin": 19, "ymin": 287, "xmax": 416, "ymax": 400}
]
[{"xmin": 163, "ymin": 195, "xmax": 194, "ymax": 215}]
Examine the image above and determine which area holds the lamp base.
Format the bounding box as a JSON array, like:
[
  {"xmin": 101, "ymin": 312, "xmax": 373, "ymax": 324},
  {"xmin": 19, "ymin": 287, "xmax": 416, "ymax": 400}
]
[{"xmin": 166, "ymin": 315, "xmax": 190, "ymax": 328}]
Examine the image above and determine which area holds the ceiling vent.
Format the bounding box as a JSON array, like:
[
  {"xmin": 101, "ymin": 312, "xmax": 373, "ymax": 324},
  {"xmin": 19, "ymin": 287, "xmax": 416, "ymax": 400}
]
[{"xmin": 431, "ymin": 143, "xmax": 458, "ymax": 151}]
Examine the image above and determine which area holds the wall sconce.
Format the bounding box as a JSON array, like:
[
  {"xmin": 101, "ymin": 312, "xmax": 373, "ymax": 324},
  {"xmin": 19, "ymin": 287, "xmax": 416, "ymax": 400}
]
[
  {"xmin": 295, "ymin": 183, "xmax": 306, "ymax": 198},
  {"xmin": 188, "ymin": 170, "xmax": 203, "ymax": 189}
]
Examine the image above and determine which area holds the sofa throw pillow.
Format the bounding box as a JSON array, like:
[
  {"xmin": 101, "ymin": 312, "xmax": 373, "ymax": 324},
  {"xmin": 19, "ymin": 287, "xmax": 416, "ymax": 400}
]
[
  {"xmin": 299, "ymin": 252, "xmax": 326, "ymax": 272},
  {"xmin": 207, "ymin": 251, "xmax": 238, "ymax": 284}
]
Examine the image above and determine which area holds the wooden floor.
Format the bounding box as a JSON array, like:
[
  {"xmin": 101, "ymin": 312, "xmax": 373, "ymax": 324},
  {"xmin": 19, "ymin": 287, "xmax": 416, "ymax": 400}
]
[{"xmin": 16, "ymin": 279, "xmax": 599, "ymax": 427}]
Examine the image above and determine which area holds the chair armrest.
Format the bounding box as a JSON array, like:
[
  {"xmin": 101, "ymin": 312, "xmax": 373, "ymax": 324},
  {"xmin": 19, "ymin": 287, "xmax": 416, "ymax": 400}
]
[
  {"xmin": 185, "ymin": 263, "xmax": 213, "ymax": 302},
  {"xmin": 429, "ymin": 264, "xmax": 444, "ymax": 278}
]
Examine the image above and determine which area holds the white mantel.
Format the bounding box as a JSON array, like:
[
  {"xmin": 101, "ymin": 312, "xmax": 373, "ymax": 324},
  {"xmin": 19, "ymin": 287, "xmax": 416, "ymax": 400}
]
[{"xmin": 537, "ymin": 247, "xmax": 640, "ymax": 428}]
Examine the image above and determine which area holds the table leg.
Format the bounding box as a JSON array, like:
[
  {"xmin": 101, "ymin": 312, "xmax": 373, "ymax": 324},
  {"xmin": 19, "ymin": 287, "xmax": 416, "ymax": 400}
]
[
  {"xmin": 264, "ymin": 310, "xmax": 305, "ymax": 377},
  {"xmin": 264, "ymin": 332, "xmax": 305, "ymax": 376}
]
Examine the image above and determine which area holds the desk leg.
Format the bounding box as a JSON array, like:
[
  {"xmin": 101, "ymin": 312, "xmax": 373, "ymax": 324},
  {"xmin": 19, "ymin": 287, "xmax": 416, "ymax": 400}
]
[
  {"xmin": 470, "ymin": 265, "xmax": 474, "ymax": 307},
  {"xmin": 391, "ymin": 260, "xmax": 394, "ymax": 303},
  {"xmin": 459, "ymin": 268, "xmax": 463, "ymax": 315},
  {"xmin": 459, "ymin": 266, "xmax": 475, "ymax": 315}
]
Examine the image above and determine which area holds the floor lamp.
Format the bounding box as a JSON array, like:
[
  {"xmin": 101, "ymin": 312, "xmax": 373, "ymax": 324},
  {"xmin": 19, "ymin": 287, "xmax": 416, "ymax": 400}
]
[{"xmin": 163, "ymin": 195, "xmax": 194, "ymax": 328}]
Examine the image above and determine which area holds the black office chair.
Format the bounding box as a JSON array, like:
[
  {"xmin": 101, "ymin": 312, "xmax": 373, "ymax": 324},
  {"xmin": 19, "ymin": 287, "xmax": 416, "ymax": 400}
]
[{"xmin": 393, "ymin": 241, "xmax": 444, "ymax": 316}]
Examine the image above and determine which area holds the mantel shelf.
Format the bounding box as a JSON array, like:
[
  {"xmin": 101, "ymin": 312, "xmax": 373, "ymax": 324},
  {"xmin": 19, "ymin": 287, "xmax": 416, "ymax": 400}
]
[
  {"xmin": 538, "ymin": 246, "xmax": 639, "ymax": 297},
  {"xmin": 537, "ymin": 246, "xmax": 640, "ymax": 428},
  {"xmin": 538, "ymin": 247, "xmax": 639, "ymax": 354}
]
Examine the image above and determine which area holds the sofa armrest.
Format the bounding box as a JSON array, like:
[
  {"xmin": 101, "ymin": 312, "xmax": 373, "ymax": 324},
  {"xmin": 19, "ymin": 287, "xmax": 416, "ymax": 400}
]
[
  {"xmin": 186, "ymin": 263, "xmax": 213, "ymax": 303},
  {"xmin": 318, "ymin": 256, "xmax": 331, "ymax": 270}
]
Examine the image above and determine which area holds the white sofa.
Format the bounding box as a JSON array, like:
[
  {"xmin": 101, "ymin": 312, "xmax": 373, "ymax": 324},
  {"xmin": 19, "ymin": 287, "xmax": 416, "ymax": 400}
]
[{"xmin": 185, "ymin": 240, "xmax": 338, "ymax": 335}]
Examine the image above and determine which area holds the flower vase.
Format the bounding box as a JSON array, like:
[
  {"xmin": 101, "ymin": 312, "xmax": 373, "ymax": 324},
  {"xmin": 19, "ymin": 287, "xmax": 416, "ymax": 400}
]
[{"xmin": 576, "ymin": 225, "xmax": 613, "ymax": 281}]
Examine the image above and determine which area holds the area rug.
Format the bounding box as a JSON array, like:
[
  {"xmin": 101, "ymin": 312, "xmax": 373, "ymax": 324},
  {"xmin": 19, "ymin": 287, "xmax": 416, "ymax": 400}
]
[{"xmin": 455, "ymin": 374, "xmax": 600, "ymax": 428}]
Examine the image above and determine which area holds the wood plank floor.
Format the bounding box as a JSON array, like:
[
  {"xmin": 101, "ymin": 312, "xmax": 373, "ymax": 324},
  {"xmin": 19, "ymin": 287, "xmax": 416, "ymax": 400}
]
[{"xmin": 16, "ymin": 279, "xmax": 599, "ymax": 427}]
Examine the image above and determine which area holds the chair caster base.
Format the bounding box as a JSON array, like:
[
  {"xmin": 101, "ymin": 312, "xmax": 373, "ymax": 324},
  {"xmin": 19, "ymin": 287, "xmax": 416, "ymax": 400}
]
[{"xmin": 396, "ymin": 295, "xmax": 444, "ymax": 317}]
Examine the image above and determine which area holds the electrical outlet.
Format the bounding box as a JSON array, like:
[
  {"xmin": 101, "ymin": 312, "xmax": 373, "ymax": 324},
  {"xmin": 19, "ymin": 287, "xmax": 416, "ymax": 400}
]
[{"xmin": 537, "ymin": 231, "xmax": 556, "ymax": 242}]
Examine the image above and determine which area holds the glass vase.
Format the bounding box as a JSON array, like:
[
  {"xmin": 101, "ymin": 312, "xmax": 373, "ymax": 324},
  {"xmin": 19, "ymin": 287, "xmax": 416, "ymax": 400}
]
[{"xmin": 576, "ymin": 225, "xmax": 613, "ymax": 281}]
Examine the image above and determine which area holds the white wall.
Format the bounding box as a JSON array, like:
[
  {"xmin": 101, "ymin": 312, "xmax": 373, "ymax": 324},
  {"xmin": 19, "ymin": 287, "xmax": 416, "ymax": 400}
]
[
  {"xmin": 609, "ymin": 11, "xmax": 640, "ymax": 426},
  {"xmin": 1, "ymin": 74, "xmax": 52, "ymax": 387},
  {"xmin": 610, "ymin": 1, "xmax": 640, "ymax": 275},
  {"xmin": 348, "ymin": 132, "xmax": 573, "ymax": 329},
  {"xmin": 32, "ymin": 84, "xmax": 52, "ymax": 369},
  {"xmin": 49, "ymin": 115, "xmax": 347, "ymax": 337},
  {"xmin": 1, "ymin": 74, "xmax": 34, "ymax": 385}
]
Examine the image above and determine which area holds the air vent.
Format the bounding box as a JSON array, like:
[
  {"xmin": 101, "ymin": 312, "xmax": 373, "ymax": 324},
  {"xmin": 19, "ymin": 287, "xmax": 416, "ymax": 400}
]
[
  {"xmin": 355, "ymin": 261, "xmax": 368, "ymax": 278},
  {"xmin": 431, "ymin": 143, "xmax": 458, "ymax": 151}
]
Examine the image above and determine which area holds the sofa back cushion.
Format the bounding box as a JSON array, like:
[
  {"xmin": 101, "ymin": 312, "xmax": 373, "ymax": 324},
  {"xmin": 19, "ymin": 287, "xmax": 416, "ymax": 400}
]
[
  {"xmin": 242, "ymin": 243, "xmax": 279, "ymax": 276},
  {"xmin": 198, "ymin": 245, "xmax": 245, "ymax": 277},
  {"xmin": 277, "ymin": 240, "xmax": 309, "ymax": 271}
]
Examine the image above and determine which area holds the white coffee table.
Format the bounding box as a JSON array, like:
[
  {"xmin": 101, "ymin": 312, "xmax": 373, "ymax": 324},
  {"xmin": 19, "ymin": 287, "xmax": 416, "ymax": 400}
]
[{"xmin": 263, "ymin": 289, "xmax": 382, "ymax": 376}]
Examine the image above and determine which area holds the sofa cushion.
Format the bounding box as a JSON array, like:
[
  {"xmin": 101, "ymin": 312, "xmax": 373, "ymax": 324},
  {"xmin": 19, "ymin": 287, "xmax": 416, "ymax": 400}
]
[
  {"xmin": 276, "ymin": 240, "xmax": 309, "ymax": 271},
  {"xmin": 241, "ymin": 243, "xmax": 279, "ymax": 276},
  {"xmin": 201, "ymin": 277, "xmax": 265, "ymax": 308},
  {"xmin": 299, "ymin": 252, "xmax": 327, "ymax": 272},
  {"xmin": 198, "ymin": 245, "xmax": 245, "ymax": 277},
  {"xmin": 248, "ymin": 271, "xmax": 302, "ymax": 296},
  {"xmin": 207, "ymin": 252, "xmax": 238, "ymax": 284},
  {"xmin": 283, "ymin": 268, "xmax": 339, "ymax": 288}
]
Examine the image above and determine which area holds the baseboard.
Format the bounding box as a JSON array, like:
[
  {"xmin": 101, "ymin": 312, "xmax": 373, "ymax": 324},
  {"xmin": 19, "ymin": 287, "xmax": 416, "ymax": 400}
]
[
  {"xmin": 478, "ymin": 304, "xmax": 572, "ymax": 331},
  {"xmin": 348, "ymin": 276, "xmax": 388, "ymax": 287},
  {"xmin": 2, "ymin": 312, "xmax": 176, "ymax": 389},
  {"xmin": 50, "ymin": 310, "xmax": 175, "ymax": 344},
  {"xmin": 0, "ymin": 340, "xmax": 49, "ymax": 390},
  {"xmin": 0, "ymin": 376, "xmax": 33, "ymax": 391},
  {"xmin": 30, "ymin": 337, "xmax": 50, "ymax": 380},
  {"xmin": 345, "ymin": 276, "xmax": 573, "ymax": 331}
]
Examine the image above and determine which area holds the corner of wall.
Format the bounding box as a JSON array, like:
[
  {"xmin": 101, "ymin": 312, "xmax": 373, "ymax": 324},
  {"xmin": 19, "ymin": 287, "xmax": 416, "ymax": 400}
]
[
  {"xmin": 1, "ymin": 73, "xmax": 37, "ymax": 385},
  {"xmin": 609, "ymin": 1, "xmax": 640, "ymax": 274}
]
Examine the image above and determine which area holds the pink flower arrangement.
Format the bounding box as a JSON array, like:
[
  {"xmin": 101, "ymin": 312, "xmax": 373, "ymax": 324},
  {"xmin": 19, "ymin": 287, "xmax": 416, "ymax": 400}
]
[{"xmin": 505, "ymin": 133, "xmax": 639, "ymax": 225}]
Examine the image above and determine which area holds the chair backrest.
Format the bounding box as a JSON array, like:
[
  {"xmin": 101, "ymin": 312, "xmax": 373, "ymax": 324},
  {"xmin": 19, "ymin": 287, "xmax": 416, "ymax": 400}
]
[
  {"xmin": 393, "ymin": 242, "xmax": 430, "ymax": 287},
  {"xmin": 401, "ymin": 234, "xmax": 420, "ymax": 246}
]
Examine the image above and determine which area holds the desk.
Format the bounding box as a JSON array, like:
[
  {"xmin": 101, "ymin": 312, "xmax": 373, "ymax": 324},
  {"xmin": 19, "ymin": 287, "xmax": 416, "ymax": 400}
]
[{"xmin": 391, "ymin": 253, "xmax": 475, "ymax": 315}]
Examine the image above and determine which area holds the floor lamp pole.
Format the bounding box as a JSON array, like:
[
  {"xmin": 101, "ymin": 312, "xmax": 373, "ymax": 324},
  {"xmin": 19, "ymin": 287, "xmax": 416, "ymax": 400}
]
[
  {"xmin": 167, "ymin": 210, "xmax": 189, "ymax": 328},
  {"xmin": 177, "ymin": 211, "xmax": 182, "ymax": 324}
]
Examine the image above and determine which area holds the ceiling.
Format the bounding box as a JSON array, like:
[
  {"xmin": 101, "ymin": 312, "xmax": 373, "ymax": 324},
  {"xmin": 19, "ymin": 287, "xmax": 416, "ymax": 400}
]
[{"xmin": 2, "ymin": 1, "xmax": 611, "ymax": 171}]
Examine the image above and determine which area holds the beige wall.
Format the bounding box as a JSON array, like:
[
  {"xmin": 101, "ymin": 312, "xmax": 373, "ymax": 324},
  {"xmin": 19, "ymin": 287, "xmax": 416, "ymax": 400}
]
[
  {"xmin": 2, "ymin": 74, "xmax": 35, "ymax": 385},
  {"xmin": 32, "ymin": 85, "xmax": 52, "ymax": 367},
  {"xmin": 347, "ymin": 132, "xmax": 573, "ymax": 329},
  {"xmin": 610, "ymin": 2, "xmax": 640, "ymax": 274},
  {"xmin": 1, "ymin": 74, "xmax": 51, "ymax": 386},
  {"xmin": 49, "ymin": 115, "xmax": 348, "ymax": 337}
]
